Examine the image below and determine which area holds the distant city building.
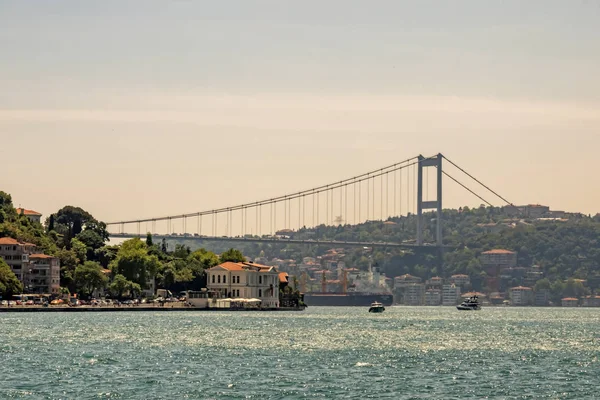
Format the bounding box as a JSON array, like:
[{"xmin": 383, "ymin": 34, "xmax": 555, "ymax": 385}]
[
  {"xmin": 206, "ymin": 261, "xmax": 281, "ymax": 308},
  {"xmin": 449, "ymin": 274, "xmax": 470, "ymax": 288},
  {"xmin": 534, "ymin": 289, "xmax": 550, "ymax": 306},
  {"xmin": 524, "ymin": 266, "xmax": 544, "ymax": 287},
  {"xmin": 442, "ymin": 284, "xmax": 461, "ymax": 306},
  {"xmin": 425, "ymin": 276, "xmax": 443, "ymax": 289},
  {"xmin": 581, "ymin": 296, "xmax": 600, "ymax": 307},
  {"xmin": 480, "ymin": 249, "xmax": 518, "ymax": 270},
  {"xmin": 503, "ymin": 204, "xmax": 550, "ymax": 218},
  {"xmin": 394, "ymin": 274, "xmax": 422, "ymax": 288},
  {"xmin": 0, "ymin": 237, "xmax": 60, "ymax": 294},
  {"xmin": 509, "ymin": 286, "xmax": 533, "ymax": 306},
  {"xmin": 424, "ymin": 289, "xmax": 441, "ymax": 306},
  {"xmin": 403, "ymin": 283, "xmax": 425, "ymax": 306},
  {"xmin": 15, "ymin": 208, "xmax": 43, "ymax": 224},
  {"xmin": 561, "ymin": 297, "xmax": 579, "ymax": 307}
]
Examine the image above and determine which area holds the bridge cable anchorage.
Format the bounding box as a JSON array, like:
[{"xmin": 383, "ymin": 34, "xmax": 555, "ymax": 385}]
[
  {"xmin": 442, "ymin": 155, "xmax": 513, "ymax": 206},
  {"xmin": 105, "ymin": 156, "xmax": 423, "ymax": 226}
]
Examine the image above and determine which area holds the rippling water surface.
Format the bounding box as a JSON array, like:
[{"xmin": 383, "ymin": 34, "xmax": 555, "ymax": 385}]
[{"xmin": 1, "ymin": 307, "xmax": 599, "ymax": 399}]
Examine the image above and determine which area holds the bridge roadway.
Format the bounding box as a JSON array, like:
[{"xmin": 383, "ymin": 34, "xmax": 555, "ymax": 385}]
[{"xmin": 109, "ymin": 233, "xmax": 442, "ymax": 250}]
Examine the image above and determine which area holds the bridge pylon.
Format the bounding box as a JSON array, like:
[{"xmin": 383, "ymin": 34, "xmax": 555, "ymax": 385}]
[{"xmin": 417, "ymin": 153, "xmax": 443, "ymax": 247}]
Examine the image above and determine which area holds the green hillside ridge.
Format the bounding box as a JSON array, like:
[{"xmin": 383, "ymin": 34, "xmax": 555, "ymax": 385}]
[{"xmin": 3, "ymin": 187, "xmax": 600, "ymax": 300}]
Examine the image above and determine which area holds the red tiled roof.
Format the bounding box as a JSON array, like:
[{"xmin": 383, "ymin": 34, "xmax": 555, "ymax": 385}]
[
  {"xmin": 278, "ymin": 272, "xmax": 289, "ymax": 283},
  {"xmin": 451, "ymin": 274, "xmax": 469, "ymax": 278},
  {"xmin": 482, "ymin": 249, "xmax": 516, "ymax": 255},
  {"xmin": 216, "ymin": 262, "xmax": 246, "ymax": 271},
  {"xmin": 562, "ymin": 297, "xmax": 578, "ymax": 301},
  {"xmin": 213, "ymin": 261, "xmax": 277, "ymax": 272},
  {"xmin": 0, "ymin": 237, "xmax": 19, "ymax": 245},
  {"xmin": 30, "ymin": 254, "xmax": 54, "ymax": 259},
  {"xmin": 396, "ymin": 274, "xmax": 417, "ymax": 280},
  {"xmin": 16, "ymin": 208, "xmax": 42, "ymax": 216}
]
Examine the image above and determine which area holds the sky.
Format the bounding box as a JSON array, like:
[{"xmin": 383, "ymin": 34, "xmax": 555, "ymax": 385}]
[{"xmin": 1, "ymin": 0, "xmax": 599, "ymax": 234}]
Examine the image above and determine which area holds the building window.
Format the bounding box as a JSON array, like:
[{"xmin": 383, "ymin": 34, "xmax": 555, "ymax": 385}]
[
  {"xmin": 218, "ymin": 275, "xmax": 221, "ymax": 284},
  {"xmin": 223, "ymin": 275, "xmax": 227, "ymax": 284},
  {"xmin": 212, "ymin": 275, "xmax": 215, "ymax": 284},
  {"xmin": 259, "ymin": 289, "xmax": 262, "ymax": 297},
  {"xmin": 237, "ymin": 276, "xmax": 240, "ymax": 284},
  {"xmin": 259, "ymin": 276, "xmax": 262, "ymax": 284}
]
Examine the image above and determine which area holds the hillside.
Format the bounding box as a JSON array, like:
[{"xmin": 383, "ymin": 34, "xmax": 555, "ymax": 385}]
[{"xmin": 170, "ymin": 206, "xmax": 600, "ymax": 291}]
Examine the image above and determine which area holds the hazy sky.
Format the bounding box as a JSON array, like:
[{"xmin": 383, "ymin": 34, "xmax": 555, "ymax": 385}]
[{"xmin": 1, "ymin": 0, "xmax": 599, "ymax": 232}]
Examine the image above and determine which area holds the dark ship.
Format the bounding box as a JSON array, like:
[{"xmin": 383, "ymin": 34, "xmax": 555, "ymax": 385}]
[{"xmin": 302, "ymin": 263, "xmax": 393, "ymax": 307}]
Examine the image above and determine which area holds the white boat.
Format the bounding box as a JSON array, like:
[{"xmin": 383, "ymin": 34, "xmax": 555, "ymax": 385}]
[
  {"xmin": 368, "ymin": 302, "xmax": 385, "ymax": 313},
  {"xmin": 457, "ymin": 295, "xmax": 481, "ymax": 310}
]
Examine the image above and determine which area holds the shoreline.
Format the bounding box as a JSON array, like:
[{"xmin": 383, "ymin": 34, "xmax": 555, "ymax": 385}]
[{"xmin": 0, "ymin": 306, "xmax": 305, "ymax": 313}]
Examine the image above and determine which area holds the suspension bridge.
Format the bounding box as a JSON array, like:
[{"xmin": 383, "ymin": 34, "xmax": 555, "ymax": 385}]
[{"xmin": 107, "ymin": 153, "xmax": 512, "ymax": 249}]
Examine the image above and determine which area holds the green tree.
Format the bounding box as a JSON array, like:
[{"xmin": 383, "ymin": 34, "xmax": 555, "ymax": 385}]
[
  {"xmin": 71, "ymin": 238, "xmax": 87, "ymax": 264},
  {"xmin": 110, "ymin": 238, "xmax": 160, "ymax": 288},
  {"xmin": 173, "ymin": 244, "xmax": 191, "ymax": 259},
  {"xmin": 109, "ymin": 274, "xmax": 130, "ymax": 298},
  {"xmin": 74, "ymin": 261, "xmax": 108, "ymax": 298},
  {"xmin": 0, "ymin": 258, "xmax": 23, "ymax": 298},
  {"xmin": 52, "ymin": 206, "xmax": 108, "ymax": 247},
  {"xmin": 146, "ymin": 232, "xmax": 153, "ymax": 247},
  {"xmin": 94, "ymin": 245, "xmax": 119, "ymax": 269},
  {"xmin": 76, "ymin": 229, "xmax": 105, "ymax": 260},
  {"xmin": 47, "ymin": 214, "xmax": 55, "ymax": 232},
  {"xmin": 220, "ymin": 248, "xmax": 245, "ymax": 263}
]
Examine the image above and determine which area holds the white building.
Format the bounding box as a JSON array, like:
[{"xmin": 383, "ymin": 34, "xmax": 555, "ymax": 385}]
[
  {"xmin": 509, "ymin": 286, "xmax": 533, "ymax": 306},
  {"xmin": 206, "ymin": 261, "xmax": 281, "ymax": 308},
  {"xmin": 449, "ymin": 274, "xmax": 470, "ymax": 288},
  {"xmin": 16, "ymin": 208, "xmax": 43, "ymax": 224},
  {"xmin": 403, "ymin": 283, "xmax": 425, "ymax": 306},
  {"xmin": 424, "ymin": 289, "xmax": 441, "ymax": 306},
  {"xmin": 442, "ymin": 284, "xmax": 460, "ymax": 306}
]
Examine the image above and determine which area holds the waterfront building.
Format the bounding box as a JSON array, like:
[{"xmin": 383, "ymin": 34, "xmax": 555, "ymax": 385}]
[
  {"xmin": 425, "ymin": 276, "xmax": 443, "ymax": 289},
  {"xmin": 442, "ymin": 284, "xmax": 461, "ymax": 306},
  {"xmin": 15, "ymin": 208, "xmax": 43, "ymax": 224},
  {"xmin": 561, "ymin": 297, "xmax": 579, "ymax": 307},
  {"xmin": 394, "ymin": 274, "xmax": 422, "ymax": 288},
  {"xmin": 424, "ymin": 289, "xmax": 441, "ymax": 306},
  {"xmin": 207, "ymin": 261, "xmax": 281, "ymax": 308},
  {"xmin": 581, "ymin": 296, "xmax": 600, "ymax": 307},
  {"xmin": 534, "ymin": 289, "xmax": 550, "ymax": 306},
  {"xmin": 403, "ymin": 283, "xmax": 425, "ymax": 306},
  {"xmin": 480, "ymin": 249, "xmax": 517, "ymax": 270},
  {"xmin": 0, "ymin": 237, "xmax": 60, "ymax": 294},
  {"xmin": 509, "ymin": 286, "xmax": 533, "ymax": 306},
  {"xmin": 449, "ymin": 274, "xmax": 470, "ymax": 288}
]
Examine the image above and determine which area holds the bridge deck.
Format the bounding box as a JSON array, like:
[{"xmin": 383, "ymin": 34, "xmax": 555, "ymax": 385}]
[{"xmin": 109, "ymin": 234, "xmax": 445, "ymax": 249}]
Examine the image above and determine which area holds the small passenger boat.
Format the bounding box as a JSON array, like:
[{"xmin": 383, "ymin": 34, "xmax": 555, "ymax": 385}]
[
  {"xmin": 457, "ymin": 295, "xmax": 481, "ymax": 310},
  {"xmin": 368, "ymin": 302, "xmax": 385, "ymax": 313}
]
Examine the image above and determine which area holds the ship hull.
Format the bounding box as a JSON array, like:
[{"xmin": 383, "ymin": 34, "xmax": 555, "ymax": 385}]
[{"xmin": 304, "ymin": 293, "xmax": 393, "ymax": 307}]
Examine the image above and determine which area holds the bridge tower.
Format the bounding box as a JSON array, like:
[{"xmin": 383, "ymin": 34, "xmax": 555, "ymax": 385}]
[{"xmin": 417, "ymin": 153, "xmax": 443, "ymax": 247}]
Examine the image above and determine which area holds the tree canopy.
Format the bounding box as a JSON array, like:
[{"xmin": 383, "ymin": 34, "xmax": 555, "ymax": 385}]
[
  {"xmin": 74, "ymin": 261, "xmax": 108, "ymax": 298},
  {"xmin": 110, "ymin": 238, "xmax": 160, "ymax": 289},
  {"xmin": 220, "ymin": 248, "xmax": 246, "ymax": 263},
  {"xmin": 0, "ymin": 258, "xmax": 23, "ymax": 298}
]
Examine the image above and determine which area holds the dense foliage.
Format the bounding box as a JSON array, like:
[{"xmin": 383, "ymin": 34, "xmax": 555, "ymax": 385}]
[{"xmin": 0, "ymin": 257, "xmax": 23, "ymax": 298}]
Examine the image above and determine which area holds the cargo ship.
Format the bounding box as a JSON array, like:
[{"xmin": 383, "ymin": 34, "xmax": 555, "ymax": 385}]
[{"xmin": 303, "ymin": 291, "xmax": 393, "ymax": 307}]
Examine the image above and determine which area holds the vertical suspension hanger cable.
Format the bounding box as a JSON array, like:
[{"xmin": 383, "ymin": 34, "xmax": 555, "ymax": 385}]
[
  {"xmin": 367, "ymin": 176, "xmax": 370, "ymax": 222},
  {"xmin": 344, "ymin": 184, "xmax": 347, "ymax": 226}
]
